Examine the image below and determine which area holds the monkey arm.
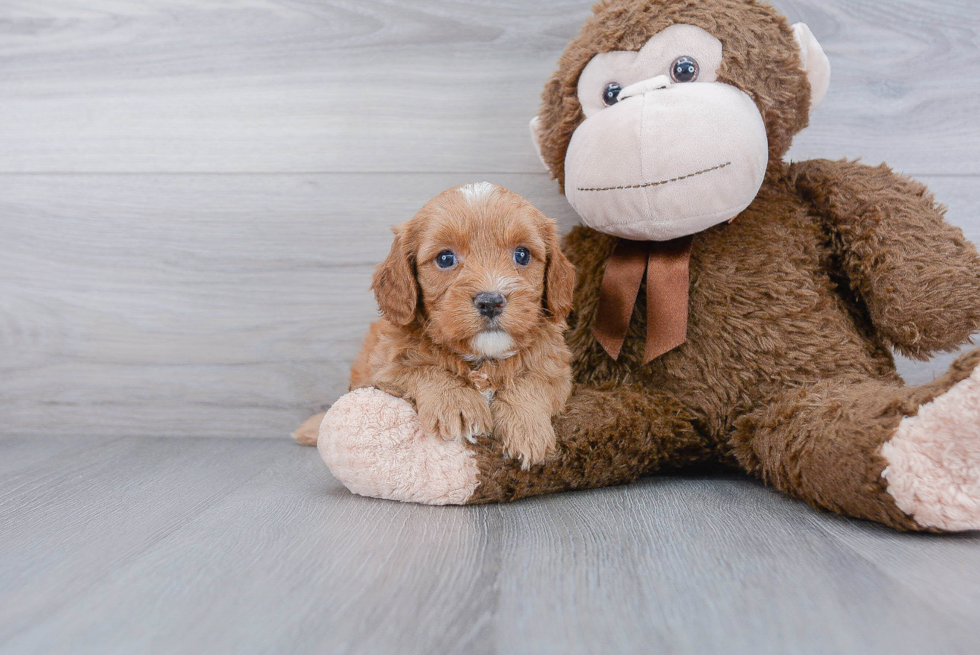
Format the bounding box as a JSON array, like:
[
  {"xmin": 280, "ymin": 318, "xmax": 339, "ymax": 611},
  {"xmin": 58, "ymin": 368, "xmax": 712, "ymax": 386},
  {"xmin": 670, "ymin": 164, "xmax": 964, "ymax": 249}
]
[
  {"xmin": 316, "ymin": 382, "xmax": 710, "ymax": 506},
  {"xmin": 791, "ymin": 159, "xmax": 980, "ymax": 359},
  {"xmin": 468, "ymin": 383, "xmax": 712, "ymax": 502}
]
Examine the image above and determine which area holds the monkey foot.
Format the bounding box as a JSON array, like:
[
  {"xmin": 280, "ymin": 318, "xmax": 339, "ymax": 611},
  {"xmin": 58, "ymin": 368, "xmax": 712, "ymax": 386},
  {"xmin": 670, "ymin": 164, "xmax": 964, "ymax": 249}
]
[
  {"xmin": 882, "ymin": 365, "xmax": 980, "ymax": 531},
  {"xmin": 318, "ymin": 387, "xmax": 481, "ymax": 505}
]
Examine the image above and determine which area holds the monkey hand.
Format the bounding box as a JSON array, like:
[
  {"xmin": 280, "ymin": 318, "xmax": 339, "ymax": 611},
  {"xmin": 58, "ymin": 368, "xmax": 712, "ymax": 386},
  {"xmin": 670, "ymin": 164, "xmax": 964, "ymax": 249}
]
[{"xmin": 792, "ymin": 159, "xmax": 980, "ymax": 358}]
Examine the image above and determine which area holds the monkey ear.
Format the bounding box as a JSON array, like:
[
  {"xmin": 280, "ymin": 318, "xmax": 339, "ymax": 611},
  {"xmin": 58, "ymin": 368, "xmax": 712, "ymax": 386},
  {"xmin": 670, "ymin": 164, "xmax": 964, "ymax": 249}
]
[
  {"xmin": 529, "ymin": 116, "xmax": 550, "ymax": 171},
  {"xmin": 543, "ymin": 224, "xmax": 576, "ymax": 323},
  {"xmin": 792, "ymin": 23, "xmax": 831, "ymax": 110},
  {"xmin": 371, "ymin": 225, "xmax": 418, "ymax": 326}
]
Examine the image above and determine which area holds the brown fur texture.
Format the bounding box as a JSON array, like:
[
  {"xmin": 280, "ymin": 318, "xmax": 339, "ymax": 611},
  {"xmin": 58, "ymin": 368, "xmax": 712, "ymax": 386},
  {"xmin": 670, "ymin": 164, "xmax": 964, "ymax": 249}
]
[
  {"xmin": 461, "ymin": 0, "xmax": 980, "ymax": 531},
  {"xmin": 296, "ymin": 0, "xmax": 980, "ymax": 530},
  {"xmin": 350, "ymin": 184, "xmax": 575, "ymax": 467}
]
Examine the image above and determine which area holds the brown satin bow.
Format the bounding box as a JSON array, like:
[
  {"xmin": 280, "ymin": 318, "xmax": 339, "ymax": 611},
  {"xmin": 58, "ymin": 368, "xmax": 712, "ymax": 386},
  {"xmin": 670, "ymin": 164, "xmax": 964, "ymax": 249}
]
[{"xmin": 592, "ymin": 236, "xmax": 694, "ymax": 363}]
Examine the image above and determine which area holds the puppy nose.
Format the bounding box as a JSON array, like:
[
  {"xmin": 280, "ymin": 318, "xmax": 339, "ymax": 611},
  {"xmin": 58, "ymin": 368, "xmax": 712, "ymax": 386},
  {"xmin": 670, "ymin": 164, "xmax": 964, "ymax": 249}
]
[{"xmin": 473, "ymin": 292, "xmax": 506, "ymax": 318}]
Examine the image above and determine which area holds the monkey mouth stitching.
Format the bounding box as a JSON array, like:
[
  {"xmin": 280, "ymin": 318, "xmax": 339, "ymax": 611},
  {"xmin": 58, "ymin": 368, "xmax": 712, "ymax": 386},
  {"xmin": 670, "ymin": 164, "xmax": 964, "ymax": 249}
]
[{"xmin": 576, "ymin": 162, "xmax": 733, "ymax": 192}]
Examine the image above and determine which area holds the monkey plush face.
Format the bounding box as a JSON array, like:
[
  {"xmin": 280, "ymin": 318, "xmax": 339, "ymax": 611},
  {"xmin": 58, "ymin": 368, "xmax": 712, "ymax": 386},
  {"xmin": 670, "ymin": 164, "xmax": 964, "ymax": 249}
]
[
  {"xmin": 565, "ymin": 23, "xmax": 768, "ymax": 240},
  {"xmin": 531, "ymin": 0, "xmax": 830, "ymax": 242}
]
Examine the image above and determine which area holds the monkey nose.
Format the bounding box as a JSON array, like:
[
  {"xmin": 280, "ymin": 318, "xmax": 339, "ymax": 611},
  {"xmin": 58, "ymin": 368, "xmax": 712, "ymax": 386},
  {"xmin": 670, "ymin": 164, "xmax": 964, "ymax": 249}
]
[
  {"xmin": 473, "ymin": 292, "xmax": 506, "ymax": 319},
  {"xmin": 618, "ymin": 75, "xmax": 672, "ymax": 101}
]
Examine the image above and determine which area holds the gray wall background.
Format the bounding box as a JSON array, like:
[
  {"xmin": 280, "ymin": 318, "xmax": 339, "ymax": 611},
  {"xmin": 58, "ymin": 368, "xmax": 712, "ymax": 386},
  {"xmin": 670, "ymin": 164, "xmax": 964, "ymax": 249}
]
[{"xmin": 1, "ymin": 0, "xmax": 978, "ymax": 438}]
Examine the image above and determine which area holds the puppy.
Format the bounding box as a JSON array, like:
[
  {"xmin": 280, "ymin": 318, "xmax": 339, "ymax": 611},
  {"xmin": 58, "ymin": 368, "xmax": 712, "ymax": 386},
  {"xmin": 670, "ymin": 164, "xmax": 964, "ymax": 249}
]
[{"xmin": 295, "ymin": 183, "xmax": 576, "ymax": 468}]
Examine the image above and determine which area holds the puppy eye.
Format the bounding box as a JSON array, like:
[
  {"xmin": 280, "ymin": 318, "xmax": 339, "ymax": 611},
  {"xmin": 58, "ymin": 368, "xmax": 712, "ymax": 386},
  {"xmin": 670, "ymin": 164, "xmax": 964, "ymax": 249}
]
[
  {"xmin": 602, "ymin": 82, "xmax": 622, "ymax": 106},
  {"xmin": 670, "ymin": 56, "xmax": 699, "ymax": 83},
  {"xmin": 435, "ymin": 250, "xmax": 457, "ymax": 269},
  {"xmin": 513, "ymin": 247, "xmax": 531, "ymax": 266}
]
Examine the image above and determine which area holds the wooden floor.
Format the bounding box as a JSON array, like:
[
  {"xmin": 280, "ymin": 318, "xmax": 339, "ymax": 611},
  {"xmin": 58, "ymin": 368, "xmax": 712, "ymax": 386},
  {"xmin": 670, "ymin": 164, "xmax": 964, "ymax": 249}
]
[
  {"xmin": 2, "ymin": 1, "xmax": 980, "ymax": 653},
  {"xmin": 2, "ymin": 436, "xmax": 980, "ymax": 655}
]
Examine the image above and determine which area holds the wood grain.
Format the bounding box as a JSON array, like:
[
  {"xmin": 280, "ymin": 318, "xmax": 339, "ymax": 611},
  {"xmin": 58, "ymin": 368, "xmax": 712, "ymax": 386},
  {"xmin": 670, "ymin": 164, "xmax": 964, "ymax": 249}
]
[
  {"xmin": 0, "ymin": 0, "xmax": 977, "ymax": 174},
  {"xmin": 1, "ymin": 438, "xmax": 979, "ymax": 654},
  {"xmin": 0, "ymin": 437, "xmax": 289, "ymax": 644}
]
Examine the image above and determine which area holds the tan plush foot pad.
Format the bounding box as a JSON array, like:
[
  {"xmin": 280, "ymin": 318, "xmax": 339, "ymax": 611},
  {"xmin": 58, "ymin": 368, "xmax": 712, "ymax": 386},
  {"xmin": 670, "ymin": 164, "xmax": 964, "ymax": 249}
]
[
  {"xmin": 882, "ymin": 366, "xmax": 980, "ymax": 531},
  {"xmin": 318, "ymin": 388, "xmax": 480, "ymax": 505}
]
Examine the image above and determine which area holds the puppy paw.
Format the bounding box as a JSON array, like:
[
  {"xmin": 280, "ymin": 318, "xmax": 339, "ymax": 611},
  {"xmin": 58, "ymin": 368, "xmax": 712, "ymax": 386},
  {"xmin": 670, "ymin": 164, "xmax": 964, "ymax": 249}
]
[
  {"xmin": 494, "ymin": 407, "xmax": 556, "ymax": 469},
  {"xmin": 417, "ymin": 387, "xmax": 493, "ymax": 444}
]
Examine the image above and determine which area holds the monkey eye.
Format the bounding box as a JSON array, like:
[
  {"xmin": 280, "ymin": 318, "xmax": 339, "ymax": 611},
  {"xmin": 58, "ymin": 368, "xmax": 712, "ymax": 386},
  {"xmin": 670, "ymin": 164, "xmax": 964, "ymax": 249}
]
[
  {"xmin": 670, "ymin": 56, "xmax": 700, "ymax": 83},
  {"xmin": 435, "ymin": 250, "xmax": 457, "ymax": 269},
  {"xmin": 513, "ymin": 247, "xmax": 531, "ymax": 266},
  {"xmin": 602, "ymin": 82, "xmax": 623, "ymax": 106}
]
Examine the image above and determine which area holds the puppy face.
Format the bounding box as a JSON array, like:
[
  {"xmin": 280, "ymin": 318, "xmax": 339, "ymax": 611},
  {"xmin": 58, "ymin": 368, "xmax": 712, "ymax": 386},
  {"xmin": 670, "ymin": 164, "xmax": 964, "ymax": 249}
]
[{"xmin": 373, "ymin": 183, "xmax": 575, "ymax": 359}]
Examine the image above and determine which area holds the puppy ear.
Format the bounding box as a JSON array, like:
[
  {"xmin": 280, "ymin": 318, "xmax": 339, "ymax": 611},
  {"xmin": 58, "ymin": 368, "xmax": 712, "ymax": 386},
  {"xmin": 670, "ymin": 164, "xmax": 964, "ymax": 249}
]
[
  {"xmin": 371, "ymin": 225, "xmax": 418, "ymax": 326},
  {"xmin": 543, "ymin": 223, "xmax": 576, "ymax": 322}
]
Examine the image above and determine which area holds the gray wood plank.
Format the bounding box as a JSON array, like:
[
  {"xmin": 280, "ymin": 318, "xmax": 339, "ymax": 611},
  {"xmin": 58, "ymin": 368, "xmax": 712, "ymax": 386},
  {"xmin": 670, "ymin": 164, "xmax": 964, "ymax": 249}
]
[
  {"xmin": 488, "ymin": 479, "xmax": 980, "ymax": 655},
  {"xmin": 0, "ymin": 0, "xmax": 977, "ymax": 174},
  {"xmin": 0, "ymin": 435, "xmax": 120, "ymax": 478},
  {"xmin": 779, "ymin": 0, "xmax": 980, "ymax": 174},
  {"xmin": 2, "ymin": 173, "xmax": 976, "ymax": 438},
  {"xmin": 1, "ymin": 437, "xmax": 978, "ymax": 655},
  {"xmin": 809, "ymin": 513, "xmax": 980, "ymax": 629},
  {"xmin": 0, "ymin": 436, "xmax": 289, "ymax": 643},
  {"xmin": 0, "ymin": 0, "xmax": 586, "ymax": 173}
]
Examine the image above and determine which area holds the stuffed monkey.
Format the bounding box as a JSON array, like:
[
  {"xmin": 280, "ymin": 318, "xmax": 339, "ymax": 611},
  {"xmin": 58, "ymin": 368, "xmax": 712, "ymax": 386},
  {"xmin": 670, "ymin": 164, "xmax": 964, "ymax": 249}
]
[{"xmin": 303, "ymin": 0, "xmax": 980, "ymax": 532}]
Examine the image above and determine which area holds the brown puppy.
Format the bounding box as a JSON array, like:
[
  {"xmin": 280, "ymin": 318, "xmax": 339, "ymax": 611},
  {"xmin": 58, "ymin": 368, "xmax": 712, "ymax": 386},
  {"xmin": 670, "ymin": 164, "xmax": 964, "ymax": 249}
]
[{"xmin": 299, "ymin": 183, "xmax": 576, "ymax": 468}]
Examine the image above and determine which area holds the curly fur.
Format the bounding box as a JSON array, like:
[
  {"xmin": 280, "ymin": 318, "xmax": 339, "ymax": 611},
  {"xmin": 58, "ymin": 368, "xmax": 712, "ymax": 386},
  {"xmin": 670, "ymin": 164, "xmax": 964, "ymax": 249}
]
[
  {"xmin": 354, "ymin": 185, "xmax": 575, "ymax": 468},
  {"xmin": 303, "ymin": 0, "xmax": 980, "ymax": 531},
  {"xmin": 465, "ymin": 0, "xmax": 980, "ymax": 531}
]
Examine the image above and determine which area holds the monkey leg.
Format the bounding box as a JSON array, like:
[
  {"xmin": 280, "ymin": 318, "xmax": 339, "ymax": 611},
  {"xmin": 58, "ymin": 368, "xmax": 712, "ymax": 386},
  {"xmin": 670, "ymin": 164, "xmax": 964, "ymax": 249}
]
[
  {"xmin": 732, "ymin": 349, "xmax": 980, "ymax": 531},
  {"xmin": 318, "ymin": 384, "xmax": 708, "ymax": 506}
]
